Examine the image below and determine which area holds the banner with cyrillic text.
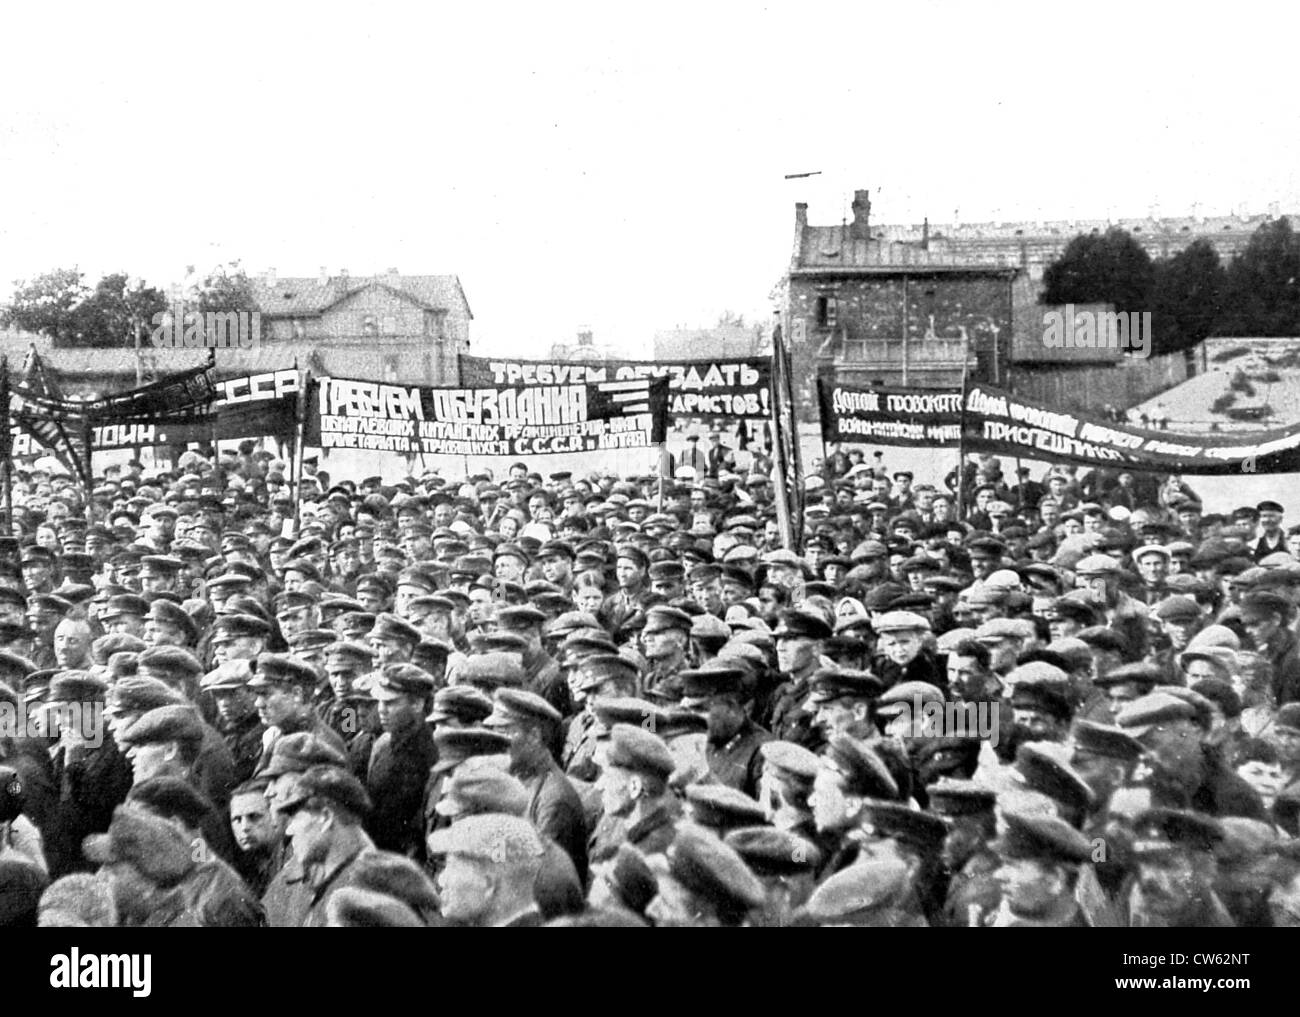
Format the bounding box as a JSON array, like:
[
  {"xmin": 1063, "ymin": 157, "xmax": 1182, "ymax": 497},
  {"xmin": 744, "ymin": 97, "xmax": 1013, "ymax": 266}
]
[
  {"xmin": 305, "ymin": 375, "xmax": 670, "ymax": 456},
  {"xmin": 460, "ymin": 354, "xmax": 770, "ymax": 421},
  {"xmin": 818, "ymin": 375, "xmax": 1300, "ymax": 474}
]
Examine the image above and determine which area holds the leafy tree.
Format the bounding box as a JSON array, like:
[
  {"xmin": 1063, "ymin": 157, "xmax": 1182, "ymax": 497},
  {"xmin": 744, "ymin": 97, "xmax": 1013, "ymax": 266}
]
[
  {"xmin": 194, "ymin": 261, "xmax": 259, "ymax": 315},
  {"xmin": 1, "ymin": 268, "xmax": 89, "ymax": 343},
  {"xmin": 1041, "ymin": 227, "xmax": 1154, "ymax": 313},
  {"xmin": 1149, "ymin": 239, "xmax": 1225, "ymax": 354},
  {"xmin": 1219, "ymin": 218, "xmax": 1300, "ymax": 336},
  {"xmin": 74, "ymin": 273, "xmax": 169, "ymax": 348}
]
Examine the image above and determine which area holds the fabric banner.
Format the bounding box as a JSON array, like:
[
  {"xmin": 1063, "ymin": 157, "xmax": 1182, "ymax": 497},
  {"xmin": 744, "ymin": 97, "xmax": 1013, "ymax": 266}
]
[
  {"xmin": 817, "ymin": 374, "xmax": 1300, "ymax": 474},
  {"xmin": 10, "ymin": 369, "xmax": 300, "ymax": 455},
  {"xmin": 305, "ymin": 375, "xmax": 670, "ymax": 456},
  {"xmin": 817, "ymin": 376, "xmax": 964, "ymax": 446},
  {"xmin": 460, "ymin": 354, "xmax": 771, "ymax": 421},
  {"xmin": 82, "ymin": 361, "xmax": 217, "ymax": 423}
]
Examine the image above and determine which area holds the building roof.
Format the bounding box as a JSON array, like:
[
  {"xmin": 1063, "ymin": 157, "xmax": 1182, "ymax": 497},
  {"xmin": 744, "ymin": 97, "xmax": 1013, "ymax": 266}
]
[
  {"xmin": 0, "ymin": 330, "xmax": 447, "ymax": 386},
  {"xmin": 249, "ymin": 274, "xmax": 473, "ymax": 320},
  {"xmin": 794, "ymin": 226, "xmax": 1022, "ymax": 273}
]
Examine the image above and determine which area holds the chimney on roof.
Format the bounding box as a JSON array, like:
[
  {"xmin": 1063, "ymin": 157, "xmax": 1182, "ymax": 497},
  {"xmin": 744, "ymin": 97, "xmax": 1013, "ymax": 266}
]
[
  {"xmin": 339, "ymin": 268, "xmax": 349, "ymax": 288},
  {"xmin": 386, "ymin": 267, "xmax": 400, "ymax": 289},
  {"xmin": 319, "ymin": 266, "xmax": 329, "ymax": 286},
  {"xmin": 850, "ymin": 189, "xmax": 872, "ymax": 240},
  {"xmin": 1270, "ymin": 201, "xmax": 1280, "ymax": 219},
  {"xmin": 921, "ymin": 217, "xmax": 930, "ymax": 250},
  {"xmin": 265, "ymin": 267, "xmax": 276, "ymax": 287}
]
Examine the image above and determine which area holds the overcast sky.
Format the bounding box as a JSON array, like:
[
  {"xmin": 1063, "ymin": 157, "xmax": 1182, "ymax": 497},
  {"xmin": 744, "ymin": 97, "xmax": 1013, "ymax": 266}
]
[{"xmin": 1, "ymin": 1, "xmax": 1296, "ymax": 357}]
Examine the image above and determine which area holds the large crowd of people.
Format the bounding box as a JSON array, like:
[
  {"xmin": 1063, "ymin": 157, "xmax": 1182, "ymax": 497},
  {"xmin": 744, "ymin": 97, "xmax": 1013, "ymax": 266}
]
[{"xmin": 2, "ymin": 434, "xmax": 1299, "ymax": 927}]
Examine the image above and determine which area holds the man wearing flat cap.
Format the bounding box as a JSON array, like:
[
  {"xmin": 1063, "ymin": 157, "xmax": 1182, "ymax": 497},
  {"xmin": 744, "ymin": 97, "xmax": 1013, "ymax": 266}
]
[
  {"xmin": 428, "ymin": 813, "xmax": 546, "ymax": 927},
  {"xmin": 365, "ymin": 663, "xmax": 437, "ymax": 859},
  {"xmin": 1072, "ymin": 554, "xmax": 1149, "ymax": 662},
  {"xmin": 273, "ymin": 764, "xmax": 389, "ymax": 927},
  {"xmin": 484, "ymin": 687, "xmax": 588, "ymax": 882},
  {"xmin": 1117, "ymin": 692, "xmax": 1266, "ymax": 820},
  {"xmin": 1238, "ymin": 590, "xmax": 1300, "ymax": 706},
  {"xmin": 591, "ymin": 723, "xmax": 682, "ymax": 865}
]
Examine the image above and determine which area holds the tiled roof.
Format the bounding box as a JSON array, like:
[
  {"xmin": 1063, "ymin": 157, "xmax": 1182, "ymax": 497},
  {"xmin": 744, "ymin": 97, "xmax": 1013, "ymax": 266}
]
[
  {"xmin": 249, "ymin": 275, "xmax": 473, "ymax": 319},
  {"xmin": 0, "ymin": 330, "xmax": 447, "ymax": 384},
  {"xmin": 795, "ymin": 227, "xmax": 1022, "ymax": 271}
]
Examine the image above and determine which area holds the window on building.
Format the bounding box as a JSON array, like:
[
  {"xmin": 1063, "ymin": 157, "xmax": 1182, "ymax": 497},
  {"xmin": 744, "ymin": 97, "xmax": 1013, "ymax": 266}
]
[
  {"xmin": 362, "ymin": 314, "xmax": 378, "ymax": 336},
  {"xmin": 816, "ymin": 295, "xmax": 837, "ymax": 328},
  {"xmin": 381, "ymin": 315, "xmax": 397, "ymax": 334}
]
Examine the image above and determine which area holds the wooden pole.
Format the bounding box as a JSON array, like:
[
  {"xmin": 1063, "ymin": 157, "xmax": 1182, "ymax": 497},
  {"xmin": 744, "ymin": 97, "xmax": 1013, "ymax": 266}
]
[
  {"xmin": 292, "ymin": 361, "xmax": 308, "ymax": 534},
  {"xmin": 956, "ymin": 331, "xmax": 972, "ymax": 522}
]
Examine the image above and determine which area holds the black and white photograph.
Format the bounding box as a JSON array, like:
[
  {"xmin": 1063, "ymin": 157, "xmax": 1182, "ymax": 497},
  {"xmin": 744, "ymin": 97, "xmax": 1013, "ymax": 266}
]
[{"xmin": 0, "ymin": 0, "xmax": 1293, "ymax": 984}]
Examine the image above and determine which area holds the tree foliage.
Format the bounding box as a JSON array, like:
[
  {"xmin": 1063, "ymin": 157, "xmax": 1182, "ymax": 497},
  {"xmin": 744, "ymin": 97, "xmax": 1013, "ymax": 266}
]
[
  {"xmin": 1042, "ymin": 218, "xmax": 1300, "ymax": 355},
  {"xmin": 1042, "ymin": 228, "xmax": 1154, "ymax": 313},
  {"xmin": 1150, "ymin": 239, "xmax": 1225, "ymax": 355}
]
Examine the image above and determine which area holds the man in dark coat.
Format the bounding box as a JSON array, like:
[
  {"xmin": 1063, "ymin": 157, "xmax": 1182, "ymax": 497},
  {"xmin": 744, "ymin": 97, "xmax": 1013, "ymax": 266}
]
[
  {"xmin": 45, "ymin": 673, "xmax": 133, "ymax": 876},
  {"xmin": 484, "ymin": 688, "xmax": 588, "ymax": 884},
  {"xmin": 365, "ymin": 664, "xmax": 437, "ymax": 860}
]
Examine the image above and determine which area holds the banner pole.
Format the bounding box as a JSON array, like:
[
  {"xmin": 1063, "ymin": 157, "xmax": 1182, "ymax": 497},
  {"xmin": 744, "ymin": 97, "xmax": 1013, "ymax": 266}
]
[
  {"xmin": 956, "ymin": 335, "xmax": 972, "ymax": 522},
  {"xmin": 292, "ymin": 364, "xmax": 308, "ymax": 534},
  {"xmin": 769, "ymin": 323, "xmax": 794, "ymax": 549}
]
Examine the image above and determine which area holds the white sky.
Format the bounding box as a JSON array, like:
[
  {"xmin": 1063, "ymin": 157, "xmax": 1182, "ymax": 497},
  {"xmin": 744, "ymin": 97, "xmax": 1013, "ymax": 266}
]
[{"xmin": 1, "ymin": 1, "xmax": 1296, "ymax": 357}]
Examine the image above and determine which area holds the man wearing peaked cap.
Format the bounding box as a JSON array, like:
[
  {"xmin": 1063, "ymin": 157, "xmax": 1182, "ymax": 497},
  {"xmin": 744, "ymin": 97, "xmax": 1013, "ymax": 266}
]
[
  {"xmin": 723, "ymin": 825, "xmax": 821, "ymax": 923},
  {"xmin": 428, "ymin": 814, "xmax": 546, "ymax": 927},
  {"xmin": 1068, "ymin": 720, "xmax": 1146, "ymax": 810},
  {"xmin": 680, "ymin": 783, "xmax": 765, "ymax": 837},
  {"xmin": 484, "ymin": 688, "xmax": 588, "ymax": 882},
  {"xmin": 368, "ymin": 612, "xmax": 421, "ymax": 668},
  {"xmin": 250, "ymin": 654, "xmax": 346, "ymax": 778},
  {"xmin": 804, "ymin": 855, "xmax": 919, "ymax": 927},
  {"xmin": 590, "ymin": 724, "xmax": 681, "ymax": 864},
  {"xmin": 495, "ymin": 604, "xmax": 570, "ymax": 718},
  {"xmin": 144, "ymin": 598, "xmax": 199, "ymax": 649},
  {"xmin": 561, "ymin": 653, "xmax": 641, "ymax": 782},
  {"xmin": 210, "ymin": 612, "xmax": 272, "ymax": 665},
  {"xmin": 365, "ymin": 663, "xmax": 438, "ymax": 859},
  {"xmin": 99, "ymin": 593, "xmax": 149, "ymax": 639},
  {"xmin": 924, "ymin": 779, "xmax": 1002, "ymax": 928},
  {"xmin": 274, "ymin": 590, "xmax": 321, "ymax": 642},
  {"xmin": 641, "ymin": 605, "xmax": 693, "ymax": 703},
  {"xmin": 986, "ymin": 807, "xmax": 1094, "ymax": 926},
  {"xmin": 428, "ymin": 684, "xmax": 493, "ymax": 727},
  {"xmin": 651, "ymin": 824, "xmax": 764, "ymax": 927},
  {"xmin": 809, "ymin": 668, "xmax": 884, "ymax": 743},
  {"xmin": 766, "ymin": 607, "xmax": 833, "ymax": 752},
  {"xmin": 202, "ymin": 661, "xmax": 266, "ymax": 787},
  {"xmin": 273, "ymin": 764, "xmax": 379, "ymax": 928},
  {"xmin": 810, "ymin": 734, "xmax": 903, "ymax": 877},
  {"xmin": 677, "ymin": 661, "xmax": 770, "ymax": 798},
  {"xmin": 1015, "ymin": 742, "xmax": 1095, "ymax": 827}
]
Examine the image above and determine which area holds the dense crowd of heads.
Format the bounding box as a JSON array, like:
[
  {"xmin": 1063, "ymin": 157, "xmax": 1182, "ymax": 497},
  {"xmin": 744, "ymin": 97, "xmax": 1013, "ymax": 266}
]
[{"xmin": 1, "ymin": 437, "xmax": 1299, "ymax": 927}]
